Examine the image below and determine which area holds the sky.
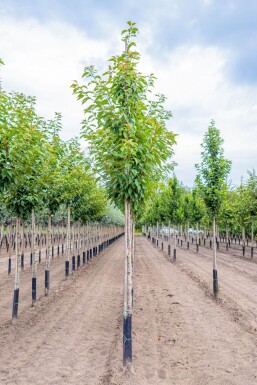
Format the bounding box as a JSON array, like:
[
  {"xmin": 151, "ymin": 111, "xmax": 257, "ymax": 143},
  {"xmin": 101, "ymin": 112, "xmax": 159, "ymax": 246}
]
[{"xmin": 0, "ymin": 0, "xmax": 257, "ymax": 186}]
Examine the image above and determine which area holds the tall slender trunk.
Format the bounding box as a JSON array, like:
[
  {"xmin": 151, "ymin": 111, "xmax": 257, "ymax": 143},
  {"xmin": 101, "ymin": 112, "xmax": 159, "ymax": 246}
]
[
  {"xmin": 213, "ymin": 217, "xmax": 218, "ymax": 297},
  {"xmin": 31, "ymin": 209, "xmax": 37, "ymax": 306},
  {"xmin": 168, "ymin": 220, "xmax": 171, "ymax": 258},
  {"xmin": 65, "ymin": 205, "xmax": 71, "ymax": 277},
  {"xmin": 173, "ymin": 223, "xmax": 177, "ymax": 262},
  {"xmin": 45, "ymin": 213, "xmax": 51, "ymax": 295},
  {"xmin": 251, "ymin": 218, "xmax": 254, "ymax": 247},
  {"xmin": 8, "ymin": 222, "xmax": 12, "ymax": 275},
  {"xmin": 12, "ymin": 217, "xmax": 21, "ymax": 319},
  {"xmin": 123, "ymin": 199, "xmax": 133, "ymax": 369},
  {"xmin": 77, "ymin": 223, "xmax": 81, "ymax": 268},
  {"xmin": 131, "ymin": 213, "xmax": 135, "ymax": 270},
  {"xmin": 72, "ymin": 222, "xmax": 76, "ymax": 272},
  {"xmin": 242, "ymin": 225, "xmax": 245, "ymax": 245}
]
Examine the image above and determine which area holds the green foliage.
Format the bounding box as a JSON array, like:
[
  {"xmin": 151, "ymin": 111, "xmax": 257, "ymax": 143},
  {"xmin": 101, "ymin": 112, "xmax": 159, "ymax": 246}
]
[
  {"xmin": 189, "ymin": 188, "xmax": 205, "ymax": 224},
  {"xmin": 138, "ymin": 176, "xmax": 186, "ymax": 226},
  {"xmin": 0, "ymin": 92, "xmax": 49, "ymax": 218},
  {"xmin": 168, "ymin": 176, "xmax": 184, "ymax": 224},
  {"xmin": 246, "ymin": 170, "xmax": 257, "ymax": 218},
  {"xmin": 195, "ymin": 120, "xmax": 231, "ymax": 217},
  {"xmin": 101, "ymin": 202, "xmax": 125, "ymax": 226},
  {"xmin": 0, "ymin": 62, "xmax": 115, "ymax": 225},
  {"xmin": 219, "ymin": 188, "xmax": 237, "ymax": 231},
  {"xmin": 72, "ymin": 21, "xmax": 176, "ymax": 212}
]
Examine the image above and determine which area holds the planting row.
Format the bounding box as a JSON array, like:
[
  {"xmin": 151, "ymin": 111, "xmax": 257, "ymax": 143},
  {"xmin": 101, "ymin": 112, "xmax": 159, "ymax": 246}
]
[{"xmin": 1, "ymin": 220, "xmax": 124, "ymax": 321}]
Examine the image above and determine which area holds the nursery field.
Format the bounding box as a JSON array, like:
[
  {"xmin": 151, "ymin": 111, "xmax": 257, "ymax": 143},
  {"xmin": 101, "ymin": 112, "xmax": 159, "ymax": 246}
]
[{"xmin": 1, "ymin": 235, "xmax": 257, "ymax": 385}]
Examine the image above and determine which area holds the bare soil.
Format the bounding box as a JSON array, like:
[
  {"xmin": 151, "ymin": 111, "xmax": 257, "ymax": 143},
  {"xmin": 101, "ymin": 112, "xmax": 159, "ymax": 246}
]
[{"xmin": 0, "ymin": 236, "xmax": 257, "ymax": 384}]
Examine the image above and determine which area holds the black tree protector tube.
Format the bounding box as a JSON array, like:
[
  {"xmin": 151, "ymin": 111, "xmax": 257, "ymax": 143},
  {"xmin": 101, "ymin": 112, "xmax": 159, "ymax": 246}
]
[
  {"xmin": 162, "ymin": 242, "xmax": 163, "ymax": 250},
  {"xmin": 77, "ymin": 254, "xmax": 80, "ymax": 268},
  {"xmin": 173, "ymin": 248, "xmax": 176, "ymax": 262},
  {"xmin": 83, "ymin": 251, "xmax": 86, "ymax": 264},
  {"xmin": 21, "ymin": 254, "xmax": 24, "ymax": 270},
  {"xmin": 65, "ymin": 261, "xmax": 69, "ymax": 277},
  {"xmin": 32, "ymin": 277, "xmax": 36, "ymax": 304},
  {"xmin": 87, "ymin": 250, "xmax": 89, "ymax": 261},
  {"xmin": 8, "ymin": 257, "xmax": 11, "ymax": 275},
  {"xmin": 57, "ymin": 246, "xmax": 60, "ymax": 256},
  {"xmin": 196, "ymin": 243, "xmax": 199, "ymax": 252},
  {"xmin": 187, "ymin": 242, "xmax": 189, "ymax": 250},
  {"xmin": 251, "ymin": 247, "xmax": 254, "ymax": 258},
  {"xmin": 213, "ymin": 269, "xmax": 218, "ymax": 297},
  {"xmin": 168, "ymin": 244, "xmax": 171, "ymax": 256},
  {"xmin": 30, "ymin": 252, "xmax": 33, "ymax": 266},
  {"xmin": 38, "ymin": 250, "xmax": 41, "ymax": 264},
  {"xmin": 12, "ymin": 288, "xmax": 19, "ymax": 319},
  {"xmin": 123, "ymin": 314, "xmax": 132, "ymax": 366},
  {"xmin": 90, "ymin": 249, "xmax": 92, "ymax": 259},
  {"xmin": 243, "ymin": 245, "xmax": 245, "ymax": 257},
  {"xmin": 45, "ymin": 270, "xmax": 50, "ymax": 292},
  {"xmin": 72, "ymin": 256, "xmax": 76, "ymax": 271},
  {"xmin": 52, "ymin": 246, "xmax": 54, "ymax": 258}
]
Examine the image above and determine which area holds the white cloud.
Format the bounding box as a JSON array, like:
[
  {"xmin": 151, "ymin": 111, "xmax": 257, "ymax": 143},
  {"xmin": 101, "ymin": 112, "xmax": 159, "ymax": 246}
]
[
  {"xmin": 0, "ymin": 17, "xmax": 116, "ymax": 139},
  {"xmin": 1, "ymin": 16, "xmax": 257, "ymax": 186},
  {"xmin": 138, "ymin": 43, "xmax": 257, "ymax": 185}
]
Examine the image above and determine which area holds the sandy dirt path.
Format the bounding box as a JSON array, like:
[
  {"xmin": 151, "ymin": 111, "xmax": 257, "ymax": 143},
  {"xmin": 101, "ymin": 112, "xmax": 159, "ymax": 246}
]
[
  {"xmin": 1, "ymin": 236, "xmax": 257, "ymax": 385},
  {"xmin": 168, "ymin": 240, "xmax": 257, "ymax": 335}
]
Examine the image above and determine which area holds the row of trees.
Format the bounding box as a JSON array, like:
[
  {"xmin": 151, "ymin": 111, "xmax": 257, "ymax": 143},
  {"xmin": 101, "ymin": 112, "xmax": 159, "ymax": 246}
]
[
  {"xmin": 139, "ymin": 171, "xmax": 257, "ymax": 240},
  {"xmin": 0, "ymin": 59, "xmax": 124, "ymax": 319},
  {"xmin": 139, "ymin": 121, "xmax": 257, "ymax": 297}
]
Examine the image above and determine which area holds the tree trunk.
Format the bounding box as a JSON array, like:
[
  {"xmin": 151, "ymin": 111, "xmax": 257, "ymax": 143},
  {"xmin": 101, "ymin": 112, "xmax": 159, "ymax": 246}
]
[
  {"xmin": 77, "ymin": 223, "xmax": 81, "ymax": 268},
  {"xmin": 251, "ymin": 218, "xmax": 254, "ymax": 247},
  {"xmin": 131, "ymin": 213, "xmax": 135, "ymax": 270},
  {"xmin": 212, "ymin": 217, "xmax": 218, "ymax": 297},
  {"xmin": 123, "ymin": 199, "xmax": 133, "ymax": 369},
  {"xmin": 65, "ymin": 205, "xmax": 71, "ymax": 277},
  {"xmin": 12, "ymin": 217, "xmax": 21, "ymax": 319},
  {"xmin": 45, "ymin": 214, "xmax": 51, "ymax": 295},
  {"xmin": 31, "ymin": 209, "xmax": 37, "ymax": 306},
  {"xmin": 242, "ymin": 225, "xmax": 245, "ymax": 245},
  {"xmin": 168, "ymin": 220, "xmax": 171, "ymax": 258}
]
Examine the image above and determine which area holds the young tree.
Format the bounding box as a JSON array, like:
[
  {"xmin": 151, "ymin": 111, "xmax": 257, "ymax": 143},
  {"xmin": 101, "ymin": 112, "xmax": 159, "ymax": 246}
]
[
  {"xmin": 189, "ymin": 188, "xmax": 205, "ymax": 249},
  {"xmin": 196, "ymin": 120, "xmax": 231, "ymax": 297},
  {"xmin": 72, "ymin": 21, "xmax": 176, "ymax": 368},
  {"xmin": 1, "ymin": 92, "xmax": 48, "ymax": 317},
  {"xmin": 234, "ymin": 181, "xmax": 251, "ymax": 246},
  {"xmin": 219, "ymin": 188, "xmax": 236, "ymax": 249},
  {"xmin": 246, "ymin": 170, "xmax": 257, "ymax": 248}
]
